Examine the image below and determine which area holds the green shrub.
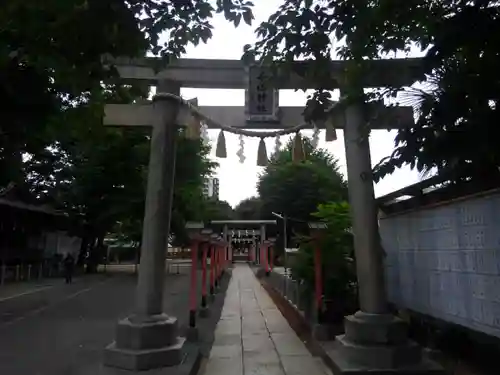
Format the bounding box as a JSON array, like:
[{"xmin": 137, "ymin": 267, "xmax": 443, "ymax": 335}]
[{"xmin": 291, "ymin": 201, "xmax": 358, "ymax": 322}]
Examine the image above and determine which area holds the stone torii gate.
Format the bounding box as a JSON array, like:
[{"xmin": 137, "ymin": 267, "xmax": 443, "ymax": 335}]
[
  {"xmin": 209, "ymin": 219, "xmax": 277, "ymax": 262},
  {"xmin": 102, "ymin": 56, "xmax": 438, "ymax": 373}
]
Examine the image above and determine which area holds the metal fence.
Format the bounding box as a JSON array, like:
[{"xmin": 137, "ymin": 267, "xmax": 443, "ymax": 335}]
[
  {"xmin": 0, "ymin": 258, "xmax": 198, "ymax": 287},
  {"xmin": 265, "ymin": 269, "xmax": 314, "ymax": 322},
  {"xmin": 0, "ymin": 262, "xmax": 61, "ymax": 285},
  {"xmin": 98, "ymin": 259, "xmax": 195, "ymax": 275}
]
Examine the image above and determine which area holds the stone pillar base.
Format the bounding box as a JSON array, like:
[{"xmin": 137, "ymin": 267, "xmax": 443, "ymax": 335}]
[
  {"xmin": 186, "ymin": 326, "xmax": 198, "ymax": 342},
  {"xmin": 326, "ymin": 311, "xmax": 445, "ymax": 374},
  {"xmin": 312, "ymin": 323, "xmax": 343, "ymax": 341},
  {"xmin": 199, "ymin": 306, "xmax": 210, "ymax": 318},
  {"xmin": 103, "ymin": 313, "xmax": 186, "ymax": 371}
]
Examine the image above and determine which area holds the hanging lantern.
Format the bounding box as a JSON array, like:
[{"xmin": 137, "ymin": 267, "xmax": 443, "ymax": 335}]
[
  {"xmin": 256, "ymin": 138, "xmax": 268, "ymax": 166},
  {"xmin": 215, "ymin": 130, "xmax": 227, "ymax": 158},
  {"xmin": 292, "ymin": 132, "xmax": 305, "ymax": 162}
]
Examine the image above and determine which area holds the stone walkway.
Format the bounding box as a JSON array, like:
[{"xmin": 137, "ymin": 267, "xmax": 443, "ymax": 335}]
[{"xmin": 203, "ymin": 263, "xmax": 330, "ymax": 375}]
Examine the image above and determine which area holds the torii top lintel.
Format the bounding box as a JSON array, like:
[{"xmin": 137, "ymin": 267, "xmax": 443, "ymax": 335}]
[
  {"xmin": 210, "ymin": 220, "xmax": 277, "ymax": 226},
  {"xmin": 106, "ymin": 56, "xmax": 424, "ymax": 90}
]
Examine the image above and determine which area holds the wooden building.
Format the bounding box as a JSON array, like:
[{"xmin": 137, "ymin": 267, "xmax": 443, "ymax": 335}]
[{"xmin": 0, "ymin": 198, "xmax": 80, "ymax": 265}]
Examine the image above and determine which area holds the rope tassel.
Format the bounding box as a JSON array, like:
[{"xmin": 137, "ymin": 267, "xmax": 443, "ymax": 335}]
[
  {"xmin": 257, "ymin": 138, "xmax": 268, "ymax": 166},
  {"xmin": 292, "ymin": 132, "xmax": 305, "ymax": 163},
  {"xmin": 215, "ymin": 130, "xmax": 227, "ymax": 158}
]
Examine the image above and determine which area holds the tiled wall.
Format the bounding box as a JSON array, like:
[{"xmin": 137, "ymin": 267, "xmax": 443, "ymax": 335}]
[{"xmin": 380, "ymin": 192, "xmax": 500, "ymax": 338}]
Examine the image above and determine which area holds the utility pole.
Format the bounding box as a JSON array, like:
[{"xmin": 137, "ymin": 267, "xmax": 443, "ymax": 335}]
[
  {"xmin": 272, "ymin": 211, "xmax": 289, "ymax": 298},
  {"xmin": 283, "ymin": 214, "xmax": 288, "ymax": 275}
]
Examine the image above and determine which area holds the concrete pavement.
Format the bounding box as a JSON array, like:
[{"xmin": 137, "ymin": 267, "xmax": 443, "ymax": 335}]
[
  {"xmin": 0, "ymin": 268, "xmax": 216, "ymax": 375},
  {"xmin": 0, "ymin": 282, "xmax": 55, "ymax": 302},
  {"xmin": 202, "ymin": 264, "xmax": 331, "ymax": 375}
]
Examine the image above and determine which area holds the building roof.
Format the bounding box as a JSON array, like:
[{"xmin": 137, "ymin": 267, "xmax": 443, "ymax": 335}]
[{"xmin": 0, "ymin": 198, "xmax": 66, "ymax": 216}]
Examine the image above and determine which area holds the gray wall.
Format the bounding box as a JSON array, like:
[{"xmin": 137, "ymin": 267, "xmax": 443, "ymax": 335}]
[{"xmin": 380, "ymin": 191, "xmax": 500, "ymax": 338}]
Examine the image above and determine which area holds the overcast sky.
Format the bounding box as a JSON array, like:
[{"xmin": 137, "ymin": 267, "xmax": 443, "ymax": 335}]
[{"xmin": 176, "ymin": 1, "xmax": 422, "ymax": 207}]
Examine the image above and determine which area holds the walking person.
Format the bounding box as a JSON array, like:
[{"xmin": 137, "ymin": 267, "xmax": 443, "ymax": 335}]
[{"xmin": 63, "ymin": 253, "xmax": 75, "ymax": 284}]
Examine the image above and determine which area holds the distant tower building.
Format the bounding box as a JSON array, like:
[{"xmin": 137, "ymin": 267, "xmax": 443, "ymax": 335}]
[
  {"xmin": 203, "ymin": 178, "xmax": 219, "ymax": 200},
  {"xmin": 212, "ymin": 178, "xmax": 219, "ymax": 200}
]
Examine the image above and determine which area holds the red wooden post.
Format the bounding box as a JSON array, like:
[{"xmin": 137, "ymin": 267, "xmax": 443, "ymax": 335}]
[
  {"xmin": 264, "ymin": 244, "xmax": 269, "ymax": 275},
  {"xmin": 201, "ymin": 243, "xmax": 208, "ymax": 309},
  {"xmin": 221, "ymin": 245, "xmax": 225, "ymax": 273},
  {"xmin": 270, "ymin": 245, "xmax": 274, "ymax": 271},
  {"xmin": 217, "ymin": 245, "xmax": 222, "ymax": 284},
  {"xmin": 189, "ymin": 241, "xmax": 198, "ymax": 328},
  {"xmin": 215, "ymin": 245, "xmax": 220, "ymax": 282},
  {"xmin": 225, "ymin": 244, "xmax": 229, "ymax": 267},
  {"xmin": 219, "ymin": 245, "xmax": 223, "ymax": 274},
  {"xmin": 314, "ymin": 246, "xmax": 322, "ymax": 311},
  {"xmin": 210, "ymin": 244, "xmax": 215, "ymax": 297},
  {"xmin": 221, "ymin": 245, "xmax": 225, "ymax": 272}
]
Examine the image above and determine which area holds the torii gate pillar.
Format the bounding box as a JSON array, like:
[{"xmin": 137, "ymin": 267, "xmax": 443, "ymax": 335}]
[
  {"xmin": 103, "ymin": 81, "xmax": 186, "ymax": 371},
  {"xmin": 330, "ymin": 95, "xmax": 443, "ymax": 373},
  {"xmin": 223, "ymin": 224, "xmax": 231, "ymax": 262},
  {"xmin": 259, "ymin": 223, "xmax": 266, "ymax": 264}
]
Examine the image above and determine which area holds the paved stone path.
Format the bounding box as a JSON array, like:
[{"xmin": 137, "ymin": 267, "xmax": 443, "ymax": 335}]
[{"xmin": 203, "ymin": 263, "xmax": 330, "ymax": 375}]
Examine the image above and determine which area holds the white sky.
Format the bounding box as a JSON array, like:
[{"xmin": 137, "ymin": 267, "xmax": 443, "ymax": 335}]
[{"xmin": 178, "ymin": 1, "xmax": 422, "ymax": 207}]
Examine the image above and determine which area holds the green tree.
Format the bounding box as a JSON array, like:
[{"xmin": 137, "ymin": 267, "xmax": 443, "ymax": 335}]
[
  {"xmin": 257, "ymin": 136, "xmax": 348, "ymax": 222},
  {"xmin": 170, "ymin": 137, "xmax": 218, "ymax": 245},
  {"xmin": 2, "ymin": 0, "xmax": 256, "ymax": 263},
  {"xmin": 234, "ymin": 196, "xmax": 262, "ymax": 220},
  {"xmin": 291, "ymin": 201, "xmax": 357, "ymax": 323},
  {"xmin": 246, "ymin": 0, "xmax": 500, "ymax": 184},
  {"xmin": 2, "ymin": 0, "xmax": 255, "ymax": 196},
  {"xmin": 26, "ymin": 85, "xmax": 216, "ymax": 266},
  {"xmin": 1, "ymin": 0, "xmax": 147, "ymax": 193},
  {"xmin": 204, "ymin": 199, "xmax": 235, "ymax": 221},
  {"xmin": 257, "ymin": 136, "xmax": 347, "ymax": 262}
]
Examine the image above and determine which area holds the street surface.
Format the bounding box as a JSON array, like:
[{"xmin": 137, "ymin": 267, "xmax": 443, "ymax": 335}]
[{"xmin": 0, "ymin": 268, "xmax": 208, "ymax": 375}]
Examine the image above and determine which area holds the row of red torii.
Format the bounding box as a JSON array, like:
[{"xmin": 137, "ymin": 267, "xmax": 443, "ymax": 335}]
[
  {"xmin": 183, "ymin": 219, "xmax": 276, "ymax": 337},
  {"xmin": 183, "ymin": 219, "xmax": 328, "ymax": 339}
]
